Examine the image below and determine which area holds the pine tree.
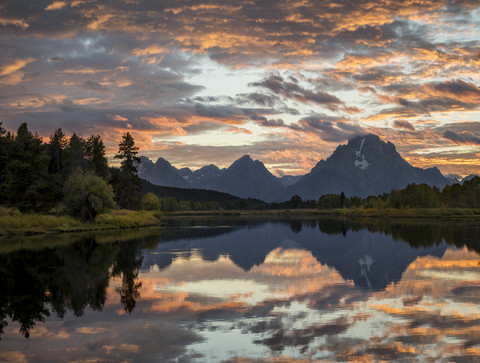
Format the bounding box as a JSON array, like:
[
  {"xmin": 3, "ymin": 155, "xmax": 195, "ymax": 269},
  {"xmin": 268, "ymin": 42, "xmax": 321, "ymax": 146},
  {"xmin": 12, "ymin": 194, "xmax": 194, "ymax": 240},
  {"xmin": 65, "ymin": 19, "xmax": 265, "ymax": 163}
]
[
  {"xmin": 3, "ymin": 123, "xmax": 55, "ymax": 212},
  {"xmin": 113, "ymin": 132, "xmax": 141, "ymax": 209},
  {"xmin": 0, "ymin": 122, "xmax": 9, "ymax": 204},
  {"xmin": 48, "ymin": 128, "xmax": 67, "ymax": 175},
  {"xmin": 85, "ymin": 135, "xmax": 109, "ymax": 180},
  {"xmin": 65, "ymin": 133, "xmax": 87, "ymax": 176}
]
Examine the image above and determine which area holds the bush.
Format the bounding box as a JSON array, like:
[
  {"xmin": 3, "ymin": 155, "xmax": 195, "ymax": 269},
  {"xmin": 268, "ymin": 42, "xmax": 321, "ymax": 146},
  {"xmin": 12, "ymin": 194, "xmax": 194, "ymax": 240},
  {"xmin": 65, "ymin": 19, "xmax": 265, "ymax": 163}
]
[
  {"xmin": 64, "ymin": 169, "xmax": 116, "ymax": 221},
  {"xmin": 141, "ymin": 192, "xmax": 161, "ymax": 211},
  {"xmin": 94, "ymin": 209, "xmax": 160, "ymax": 227}
]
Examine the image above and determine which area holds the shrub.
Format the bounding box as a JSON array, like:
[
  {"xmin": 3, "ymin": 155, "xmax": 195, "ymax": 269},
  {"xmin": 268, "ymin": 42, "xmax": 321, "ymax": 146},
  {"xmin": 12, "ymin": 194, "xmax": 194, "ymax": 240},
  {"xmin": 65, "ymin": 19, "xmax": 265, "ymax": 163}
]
[
  {"xmin": 141, "ymin": 192, "xmax": 160, "ymax": 211},
  {"xmin": 64, "ymin": 169, "xmax": 116, "ymax": 221}
]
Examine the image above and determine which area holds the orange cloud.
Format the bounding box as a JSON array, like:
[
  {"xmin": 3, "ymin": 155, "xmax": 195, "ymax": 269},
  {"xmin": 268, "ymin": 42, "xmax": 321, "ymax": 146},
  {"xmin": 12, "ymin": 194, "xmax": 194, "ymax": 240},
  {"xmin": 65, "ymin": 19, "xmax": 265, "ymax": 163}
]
[{"xmin": 45, "ymin": 1, "xmax": 67, "ymax": 11}]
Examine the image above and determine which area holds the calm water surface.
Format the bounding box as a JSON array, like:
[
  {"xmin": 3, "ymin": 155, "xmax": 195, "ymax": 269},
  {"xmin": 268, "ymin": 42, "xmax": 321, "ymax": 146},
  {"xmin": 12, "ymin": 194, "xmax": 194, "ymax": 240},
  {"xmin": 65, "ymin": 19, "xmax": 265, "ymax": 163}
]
[{"xmin": 1, "ymin": 218, "xmax": 480, "ymax": 362}]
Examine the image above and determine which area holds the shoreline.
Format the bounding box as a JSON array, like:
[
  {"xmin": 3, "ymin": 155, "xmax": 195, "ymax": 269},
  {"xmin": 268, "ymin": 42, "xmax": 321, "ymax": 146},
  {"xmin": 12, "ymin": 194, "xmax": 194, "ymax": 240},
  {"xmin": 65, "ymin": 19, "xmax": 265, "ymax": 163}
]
[
  {"xmin": 0, "ymin": 209, "xmax": 162, "ymax": 237},
  {"xmin": 2, "ymin": 207, "xmax": 480, "ymax": 237},
  {"xmin": 163, "ymin": 207, "xmax": 480, "ymax": 219}
]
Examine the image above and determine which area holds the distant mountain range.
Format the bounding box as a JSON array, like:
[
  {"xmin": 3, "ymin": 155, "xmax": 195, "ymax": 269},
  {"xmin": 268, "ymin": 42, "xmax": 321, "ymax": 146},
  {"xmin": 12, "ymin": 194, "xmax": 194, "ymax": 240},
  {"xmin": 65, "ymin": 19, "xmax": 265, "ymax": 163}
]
[{"xmin": 137, "ymin": 134, "xmax": 472, "ymax": 202}]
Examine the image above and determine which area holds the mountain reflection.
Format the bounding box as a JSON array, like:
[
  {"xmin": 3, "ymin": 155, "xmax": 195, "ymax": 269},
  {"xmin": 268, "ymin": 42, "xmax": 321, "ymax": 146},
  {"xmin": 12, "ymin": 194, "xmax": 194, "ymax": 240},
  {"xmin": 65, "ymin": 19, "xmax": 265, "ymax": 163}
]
[
  {"xmin": 1, "ymin": 218, "xmax": 480, "ymax": 362},
  {"xmin": 146, "ymin": 218, "xmax": 464, "ymax": 289}
]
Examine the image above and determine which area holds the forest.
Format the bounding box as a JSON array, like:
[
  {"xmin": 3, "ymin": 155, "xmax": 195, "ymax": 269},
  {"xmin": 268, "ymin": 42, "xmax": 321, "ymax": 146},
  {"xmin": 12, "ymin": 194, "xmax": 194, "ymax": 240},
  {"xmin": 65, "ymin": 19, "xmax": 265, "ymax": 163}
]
[
  {"xmin": 0, "ymin": 122, "xmax": 144, "ymax": 221},
  {"xmin": 1, "ymin": 122, "xmax": 479, "ymax": 221}
]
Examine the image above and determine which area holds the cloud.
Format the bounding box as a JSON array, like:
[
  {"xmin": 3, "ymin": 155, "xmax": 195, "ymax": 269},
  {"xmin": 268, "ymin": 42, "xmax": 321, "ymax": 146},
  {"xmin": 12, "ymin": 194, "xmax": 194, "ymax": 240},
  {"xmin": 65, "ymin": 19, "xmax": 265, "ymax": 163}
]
[
  {"xmin": 45, "ymin": 1, "xmax": 67, "ymax": 11},
  {"xmin": 423, "ymin": 79, "xmax": 480, "ymax": 103},
  {"xmin": 442, "ymin": 130, "xmax": 480, "ymax": 145},
  {"xmin": 251, "ymin": 74, "xmax": 345, "ymax": 110},
  {"xmin": 82, "ymin": 80, "xmax": 110, "ymax": 93},
  {"xmin": 293, "ymin": 115, "xmax": 365, "ymax": 143},
  {"xmin": 0, "ymin": 0, "xmax": 479, "ymax": 176},
  {"xmin": 393, "ymin": 120, "xmax": 415, "ymax": 131}
]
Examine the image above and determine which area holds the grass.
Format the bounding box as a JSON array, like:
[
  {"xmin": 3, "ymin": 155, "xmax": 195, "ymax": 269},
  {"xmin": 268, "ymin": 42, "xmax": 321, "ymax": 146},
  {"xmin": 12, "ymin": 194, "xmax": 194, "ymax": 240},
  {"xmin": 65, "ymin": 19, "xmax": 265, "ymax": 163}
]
[
  {"xmin": 0, "ymin": 207, "xmax": 162, "ymax": 236},
  {"xmin": 163, "ymin": 207, "xmax": 480, "ymax": 219},
  {"xmin": 1, "ymin": 205, "xmax": 479, "ymax": 237}
]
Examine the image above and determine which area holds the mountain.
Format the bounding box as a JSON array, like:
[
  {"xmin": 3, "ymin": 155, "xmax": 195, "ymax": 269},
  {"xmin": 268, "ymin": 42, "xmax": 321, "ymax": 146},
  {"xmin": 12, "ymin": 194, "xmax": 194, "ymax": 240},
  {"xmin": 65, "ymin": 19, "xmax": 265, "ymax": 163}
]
[
  {"xmin": 461, "ymin": 174, "xmax": 479, "ymax": 184},
  {"xmin": 209, "ymin": 155, "xmax": 285, "ymax": 202},
  {"xmin": 137, "ymin": 155, "xmax": 284, "ymax": 202},
  {"xmin": 278, "ymin": 175, "xmax": 303, "ymax": 187},
  {"xmin": 137, "ymin": 134, "xmax": 452, "ymax": 202},
  {"xmin": 137, "ymin": 156, "xmax": 189, "ymax": 188},
  {"xmin": 141, "ymin": 179, "xmax": 266, "ymax": 209},
  {"xmin": 140, "ymin": 219, "xmax": 448, "ymax": 290},
  {"xmin": 282, "ymin": 134, "xmax": 450, "ymax": 200},
  {"xmin": 445, "ymin": 174, "xmax": 461, "ymax": 184},
  {"xmin": 190, "ymin": 164, "xmax": 226, "ymax": 188}
]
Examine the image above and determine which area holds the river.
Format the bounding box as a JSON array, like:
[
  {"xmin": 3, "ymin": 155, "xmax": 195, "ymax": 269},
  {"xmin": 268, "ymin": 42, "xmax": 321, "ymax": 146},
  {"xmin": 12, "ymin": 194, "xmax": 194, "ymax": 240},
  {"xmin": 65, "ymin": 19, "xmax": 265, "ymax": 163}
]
[{"xmin": 1, "ymin": 217, "xmax": 479, "ymax": 362}]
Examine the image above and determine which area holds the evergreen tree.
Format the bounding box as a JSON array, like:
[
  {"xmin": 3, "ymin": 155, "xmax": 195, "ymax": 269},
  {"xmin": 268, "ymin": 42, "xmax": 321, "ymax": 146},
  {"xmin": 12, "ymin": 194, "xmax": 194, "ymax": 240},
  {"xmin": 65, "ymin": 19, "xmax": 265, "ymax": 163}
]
[
  {"xmin": 3, "ymin": 123, "xmax": 55, "ymax": 212},
  {"xmin": 47, "ymin": 128, "xmax": 68, "ymax": 203},
  {"xmin": 0, "ymin": 122, "xmax": 8, "ymax": 203},
  {"xmin": 65, "ymin": 133, "xmax": 87, "ymax": 176},
  {"xmin": 48, "ymin": 128, "xmax": 67, "ymax": 175},
  {"xmin": 113, "ymin": 132, "xmax": 141, "ymax": 209},
  {"xmin": 85, "ymin": 135, "xmax": 109, "ymax": 180}
]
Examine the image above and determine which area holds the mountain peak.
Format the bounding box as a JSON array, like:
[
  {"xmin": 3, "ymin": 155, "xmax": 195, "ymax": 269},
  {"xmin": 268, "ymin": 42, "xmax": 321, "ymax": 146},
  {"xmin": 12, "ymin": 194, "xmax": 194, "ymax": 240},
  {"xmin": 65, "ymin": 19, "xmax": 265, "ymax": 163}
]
[
  {"xmin": 155, "ymin": 157, "xmax": 172, "ymax": 167},
  {"xmin": 238, "ymin": 154, "xmax": 253, "ymax": 162},
  {"xmin": 347, "ymin": 133, "xmax": 379, "ymax": 146}
]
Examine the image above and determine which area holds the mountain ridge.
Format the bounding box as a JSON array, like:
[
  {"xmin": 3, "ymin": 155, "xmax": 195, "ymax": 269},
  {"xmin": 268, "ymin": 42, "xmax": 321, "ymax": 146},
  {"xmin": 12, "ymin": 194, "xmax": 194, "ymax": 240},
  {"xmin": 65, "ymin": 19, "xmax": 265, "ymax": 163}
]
[{"xmin": 137, "ymin": 134, "xmax": 453, "ymax": 202}]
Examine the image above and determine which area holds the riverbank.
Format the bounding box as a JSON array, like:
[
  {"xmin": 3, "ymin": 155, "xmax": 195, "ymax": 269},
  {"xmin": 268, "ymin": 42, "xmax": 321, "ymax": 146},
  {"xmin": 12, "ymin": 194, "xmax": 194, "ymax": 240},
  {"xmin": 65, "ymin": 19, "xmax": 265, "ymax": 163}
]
[
  {"xmin": 0, "ymin": 208, "xmax": 162, "ymax": 236},
  {"xmin": 2, "ymin": 207, "xmax": 479, "ymax": 236},
  {"xmin": 163, "ymin": 207, "xmax": 480, "ymax": 219}
]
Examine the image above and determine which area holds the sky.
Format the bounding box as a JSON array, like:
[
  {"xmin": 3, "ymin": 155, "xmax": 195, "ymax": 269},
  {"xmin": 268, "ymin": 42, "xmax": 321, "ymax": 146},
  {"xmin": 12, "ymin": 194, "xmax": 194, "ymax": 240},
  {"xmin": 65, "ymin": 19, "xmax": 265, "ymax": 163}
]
[{"xmin": 0, "ymin": 0, "xmax": 479, "ymax": 177}]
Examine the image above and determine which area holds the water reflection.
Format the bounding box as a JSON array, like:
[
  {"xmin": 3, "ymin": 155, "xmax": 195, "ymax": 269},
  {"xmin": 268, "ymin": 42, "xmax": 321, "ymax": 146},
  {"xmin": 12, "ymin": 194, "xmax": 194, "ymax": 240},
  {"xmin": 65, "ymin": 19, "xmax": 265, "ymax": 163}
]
[{"xmin": 1, "ymin": 218, "xmax": 480, "ymax": 362}]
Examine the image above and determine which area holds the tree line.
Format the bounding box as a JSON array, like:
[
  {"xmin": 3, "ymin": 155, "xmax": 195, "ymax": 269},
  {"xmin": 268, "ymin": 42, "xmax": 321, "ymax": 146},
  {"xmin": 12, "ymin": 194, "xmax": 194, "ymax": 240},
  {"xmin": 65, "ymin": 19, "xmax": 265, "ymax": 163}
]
[
  {"xmin": 270, "ymin": 177, "xmax": 480, "ymax": 210},
  {"xmin": 0, "ymin": 122, "xmax": 142, "ymax": 220}
]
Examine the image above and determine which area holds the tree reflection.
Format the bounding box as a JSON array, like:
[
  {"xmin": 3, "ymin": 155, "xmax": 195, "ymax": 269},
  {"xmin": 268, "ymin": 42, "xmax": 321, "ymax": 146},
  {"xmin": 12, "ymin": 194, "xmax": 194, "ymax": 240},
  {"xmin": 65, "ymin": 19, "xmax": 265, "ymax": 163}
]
[
  {"xmin": 0, "ymin": 234, "xmax": 148, "ymax": 339},
  {"xmin": 112, "ymin": 240, "xmax": 143, "ymax": 314}
]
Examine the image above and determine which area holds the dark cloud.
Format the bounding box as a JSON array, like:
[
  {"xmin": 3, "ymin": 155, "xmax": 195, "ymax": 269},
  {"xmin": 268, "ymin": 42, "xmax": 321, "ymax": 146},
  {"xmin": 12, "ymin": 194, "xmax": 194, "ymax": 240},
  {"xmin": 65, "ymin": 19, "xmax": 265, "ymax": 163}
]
[
  {"xmin": 82, "ymin": 80, "xmax": 110, "ymax": 93},
  {"xmin": 292, "ymin": 115, "xmax": 365, "ymax": 142},
  {"xmin": 393, "ymin": 120, "xmax": 415, "ymax": 131},
  {"xmin": 443, "ymin": 130, "xmax": 480, "ymax": 145},
  {"xmin": 250, "ymin": 114, "xmax": 285, "ymax": 127},
  {"xmin": 0, "ymin": 0, "xmax": 479, "ymax": 175},
  {"xmin": 251, "ymin": 74, "xmax": 345, "ymax": 110}
]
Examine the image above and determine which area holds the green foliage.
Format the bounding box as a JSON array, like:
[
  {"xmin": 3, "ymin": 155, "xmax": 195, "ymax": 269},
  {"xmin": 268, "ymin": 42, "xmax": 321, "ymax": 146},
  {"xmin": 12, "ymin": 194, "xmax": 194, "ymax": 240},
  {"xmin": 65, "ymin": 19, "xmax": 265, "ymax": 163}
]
[
  {"xmin": 160, "ymin": 197, "xmax": 181, "ymax": 212},
  {"xmin": 94, "ymin": 209, "xmax": 160, "ymax": 227},
  {"xmin": 113, "ymin": 133, "xmax": 141, "ymax": 209},
  {"xmin": 141, "ymin": 192, "xmax": 161, "ymax": 211},
  {"xmin": 65, "ymin": 133, "xmax": 88, "ymax": 175},
  {"xmin": 442, "ymin": 176, "xmax": 480, "ymax": 208},
  {"xmin": 85, "ymin": 135, "xmax": 109, "ymax": 179},
  {"xmin": 289, "ymin": 194, "xmax": 302, "ymax": 208},
  {"xmin": 386, "ymin": 183, "xmax": 441, "ymax": 208},
  {"xmin": 318, "ymin": 194, "xmax": 342, "ymax": 209},
  {"xmin": 3, "ymin": 123, "xmax": 55, "ymax": 212},
  {"xmin": 48, "ymin": 128, "xmax": 67, "ymax": 175},
  {"xmin": 0, "ymin": 122, "xmax": 9, "ymax": 203},
  {"xmin": 64, "ymin": 170, "xmax": 116, "ymax": 221}
]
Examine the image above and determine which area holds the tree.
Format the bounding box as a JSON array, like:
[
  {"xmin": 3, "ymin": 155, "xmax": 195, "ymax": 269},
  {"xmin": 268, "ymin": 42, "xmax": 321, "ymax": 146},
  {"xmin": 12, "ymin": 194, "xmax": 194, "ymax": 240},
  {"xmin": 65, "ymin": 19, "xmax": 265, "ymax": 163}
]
[
  {"xmin": 48, "ymin": 128, "xmax": 67, "ymax": 175},
  {"xmin": 141, "ymin": 192, "xmax": 160, "ymax": 211},
  {"xmin": 65, "ymin": 133, "xmax": 87, "ymax": 176},
  {"xmin": 85, "ymin": 135, "xmax": 109, "ymax": 180},
  {"xmin": 113, "ymin": 132, "xmax": 141, "ymax": 209},
  {"xmin": 63, "ymin": 169, "xmax": 116, "ymax": 221},
  {"xmin": 3, "ymin": 123, "xmax": 55, "ymax": 212},
  {"xmin": 47, "ymin": 128, "xmax": 68, "ymax": 204},
  {"xmin": 0, "ymin": 122, "xmax": 9, "ymax": 203},
  {"xmin": 318, "ymin": 194, "xmax": 341, "ymax": 209},
  {"xmin": 289, "ymin": 194, "xmax": 302, "ymax": 209}
]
